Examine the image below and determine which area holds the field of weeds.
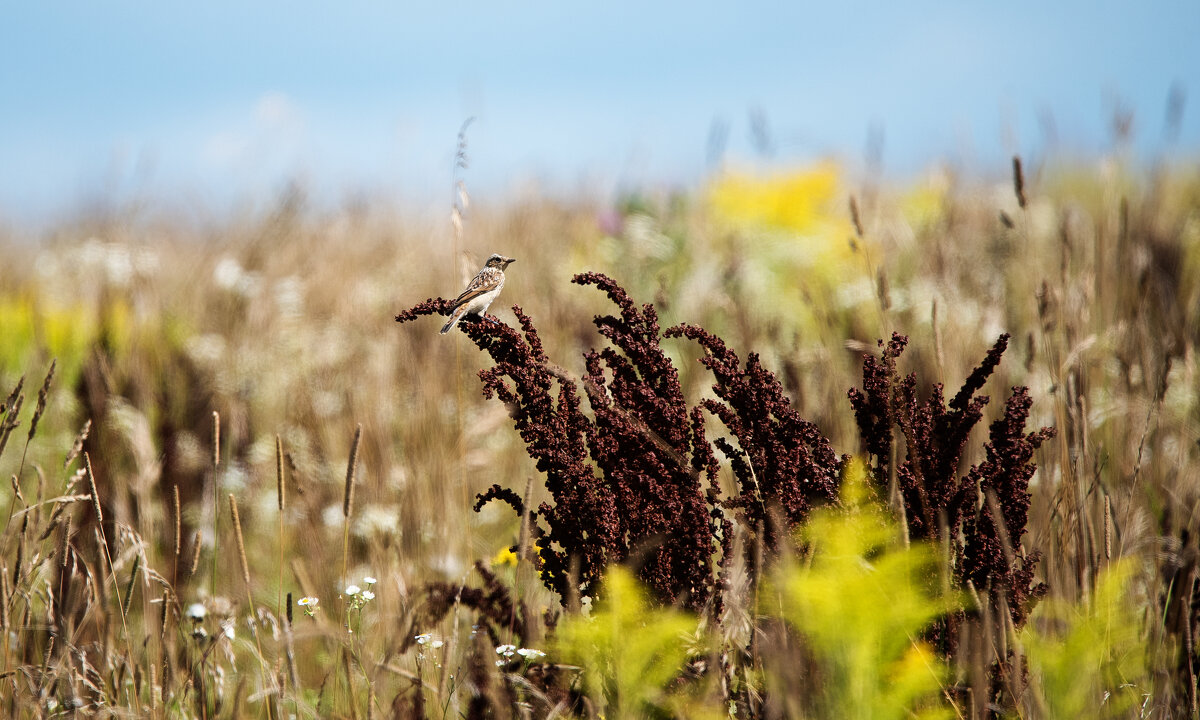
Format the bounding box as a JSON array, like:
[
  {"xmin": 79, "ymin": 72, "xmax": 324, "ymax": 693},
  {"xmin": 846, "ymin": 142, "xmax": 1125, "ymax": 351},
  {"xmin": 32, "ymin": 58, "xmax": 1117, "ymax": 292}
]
[{"xmin": 0, "ymin": 155, "xmax": 1198, "ymax": 718}]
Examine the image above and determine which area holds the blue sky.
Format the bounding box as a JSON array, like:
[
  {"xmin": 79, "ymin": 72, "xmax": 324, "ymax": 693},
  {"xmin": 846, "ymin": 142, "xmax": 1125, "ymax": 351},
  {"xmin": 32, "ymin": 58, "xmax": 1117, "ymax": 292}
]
[{"xmin": 2, "ymin": 2, "xmax": 1196, "ymax": 225}]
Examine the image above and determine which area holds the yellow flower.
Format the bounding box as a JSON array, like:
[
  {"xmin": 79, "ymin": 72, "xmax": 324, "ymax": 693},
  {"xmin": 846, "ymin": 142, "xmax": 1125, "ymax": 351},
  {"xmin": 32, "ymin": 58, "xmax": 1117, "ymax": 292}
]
[
  {"xmin": 705, "ymin": 162, "xmax": 869, "ymax": 326},
  {"xmin": 492, "ymin": 546, "xmax": 519, "ymax": 567},
  {"xmin": 708, "ymin": 162, "xmax": 843, "ymax": 237}
]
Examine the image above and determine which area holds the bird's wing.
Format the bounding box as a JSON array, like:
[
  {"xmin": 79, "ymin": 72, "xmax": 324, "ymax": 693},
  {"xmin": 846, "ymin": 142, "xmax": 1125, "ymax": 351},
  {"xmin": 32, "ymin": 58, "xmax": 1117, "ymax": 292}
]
[{"xmin": 449, "ymin": 267, "xmax": 503, "ymax": 308}]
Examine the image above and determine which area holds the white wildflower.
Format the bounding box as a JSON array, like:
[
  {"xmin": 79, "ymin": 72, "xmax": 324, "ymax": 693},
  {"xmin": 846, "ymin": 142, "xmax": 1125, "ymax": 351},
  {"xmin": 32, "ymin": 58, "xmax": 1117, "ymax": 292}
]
[{"xmin": 297, "ymin": 596, "xmax": 320, "ymax": 617}]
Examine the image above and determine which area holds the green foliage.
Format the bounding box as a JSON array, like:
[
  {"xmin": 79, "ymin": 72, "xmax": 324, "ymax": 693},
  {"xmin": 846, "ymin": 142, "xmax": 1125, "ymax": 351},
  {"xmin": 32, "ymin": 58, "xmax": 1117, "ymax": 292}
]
[
  {"xmin": 554, "ymin": 565, "xmax": 705, "ymax": 719},
  {"xmin": 1023, "ymin": 560, "xmax": 1149, "ymax": 718},
  {"xmin": 767, "ymin": 458, "xmax": 958, "ymax": 720},
  {"xmin": 0, "ymin": 296, "xmax": 98, "ymax": 395}
]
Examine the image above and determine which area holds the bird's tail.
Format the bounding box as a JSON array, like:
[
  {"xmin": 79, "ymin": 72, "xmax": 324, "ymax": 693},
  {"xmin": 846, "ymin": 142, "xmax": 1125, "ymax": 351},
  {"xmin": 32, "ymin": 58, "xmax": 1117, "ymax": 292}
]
[{"xmin": 440, "ymin": 307, "xmax": 464, "ymax": 334}]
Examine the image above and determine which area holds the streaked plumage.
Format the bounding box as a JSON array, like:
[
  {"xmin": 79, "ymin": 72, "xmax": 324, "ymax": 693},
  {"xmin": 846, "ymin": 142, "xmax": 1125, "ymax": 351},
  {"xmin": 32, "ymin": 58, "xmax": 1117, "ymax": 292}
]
[{"xmin": 440, "ymin": 253, "xmax": 516, "ymax": 334}]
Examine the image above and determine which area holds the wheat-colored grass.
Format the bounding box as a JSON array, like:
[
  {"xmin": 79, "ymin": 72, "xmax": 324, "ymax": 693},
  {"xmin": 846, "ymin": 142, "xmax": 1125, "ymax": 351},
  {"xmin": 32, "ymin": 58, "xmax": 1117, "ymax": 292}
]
[{"xmin": 0, "ymin": 154, "xmax": 1195, "ymax": 716}]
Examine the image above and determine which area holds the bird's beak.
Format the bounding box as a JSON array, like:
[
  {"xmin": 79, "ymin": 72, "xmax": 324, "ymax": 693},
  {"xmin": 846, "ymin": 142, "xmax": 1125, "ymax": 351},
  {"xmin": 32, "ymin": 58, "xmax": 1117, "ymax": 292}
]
[{"xmin": 505, "ymin": 257, "xmax": 516, "ymax": 266}]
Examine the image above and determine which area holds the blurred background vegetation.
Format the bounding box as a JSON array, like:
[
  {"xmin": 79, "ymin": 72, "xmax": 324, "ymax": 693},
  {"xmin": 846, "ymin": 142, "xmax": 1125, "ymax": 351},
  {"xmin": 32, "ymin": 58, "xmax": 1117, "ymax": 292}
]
[{"xmin": 0, "ymin": 150, "xmax": 1198, "ymax": 716}]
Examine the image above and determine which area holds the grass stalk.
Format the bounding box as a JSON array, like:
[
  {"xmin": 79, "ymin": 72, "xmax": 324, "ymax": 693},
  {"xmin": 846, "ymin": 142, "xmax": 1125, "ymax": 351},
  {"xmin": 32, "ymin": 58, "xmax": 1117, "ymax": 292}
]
[
  {"xmin": 84, "ymin": 452, "xmax": 133, "ymax": 665},
  {"xmin": 229, "ymin": 492, "xmax": 274, "ymax": 718},
  {"xmin": 341, "ymin": 424, "xmax": 362, "ymax": 592},
  {"xmin": 210, "ymin": 410, "xmax": 220, "ymax": 601},
  {"xmin": 172, "ymin": 483, "xmax": 181, "ymax": 588},
  {"xmin": 276, "ymin": 434, "xmax": 285, "ymax": 621}
]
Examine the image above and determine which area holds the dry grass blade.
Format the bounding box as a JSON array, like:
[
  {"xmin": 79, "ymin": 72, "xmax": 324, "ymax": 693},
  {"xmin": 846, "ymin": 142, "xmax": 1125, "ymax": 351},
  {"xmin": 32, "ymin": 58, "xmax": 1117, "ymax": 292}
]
[
  {"xmin": 1103, "ymin": 494, "xmax": 1112, "ymax": 561},
  {"xmin": 11, "ymin": 494, "xmax": 92, "ymax": 520},
  {"xmin": 25, "ymin": 359, "xmax": 55, "ymax": 445},
  {"xmin": 229, "ymin": 494, "xmax": 253, "ymax": 592},
  {"xmin": 0, "ymin": 390, "xmax": 24, "ymax": 459},
  {"xmin": 0, "ymin": 375, "xmax": 23, "ymax": 417},
  {"xmin": 84, "ymin": 453, "xmax": 103, "ymax": 524},
  {"xmin": 284, "ymin": 591, "xmax": 300, "ymax": 689},
  {"xmin": 211, "ymin": 409, "xmax": 221, "ymax": 600},
  {"xmin": 0, "ymin": 564, "xmax": 9, "ymax": 632},
  {"xmin": 83, "ymin": 451, "xmax": 133, "ymax": 664},
  {"xmin": 14, "ymin": 360, "xmax": 56, "ymax": 484},
  {"xmin": 172, "ymin": 485, "xmax": 181, "ymax": 559},
  {"xmin": 343, "ymin": 424, "xmax": 362, "ymax": 520},
  {"xmin": 341, "ymin": 423, "xmax": 362, "ymax": 588},
  {"xmin": 63, "ymin": 419, "xmax": 91, "ymax": 470},
  {"xmin": 212, "ymin": 410, "xmax": 220, "ymax": 469},
  {"xmin": 984, "ymin": 488, "xmax": 1017, "ymax": 573},
  {"xmin": 1012, "ymin": 155, "xmax": 1027, "ymax": 208},
  {"xmin": 121, "ymin": 554, "xmax": 140, "ymax": 618},
  {"xmin": 517, "ymin": 476, "xmax": 534, "ymax": 563},
  {"xmin": 59, "ymin": 514, "xmax": 72, "ymax": 569},
  {"xmin": 229, "ymin": 492, "xmax": 273, "ymax": 715},
  {"xmin": 187, "ymin": 530, "xmax": 202, "ymax": 578},
  {"xmin": 276, "ymin": 435, "xmax": 286, "ymax": 512},
  {"xmin": 276, "ymin": 434, "xmax": 286, "ymax": 620},
  {"xmin": 9, "ymin": 475, "xmax": 24, "ymax": 507}
]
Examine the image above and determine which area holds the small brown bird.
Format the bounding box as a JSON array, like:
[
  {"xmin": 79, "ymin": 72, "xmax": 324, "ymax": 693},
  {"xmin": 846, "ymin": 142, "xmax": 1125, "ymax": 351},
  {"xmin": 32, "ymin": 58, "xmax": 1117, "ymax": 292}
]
[{"xmin": 441, "ymin": 254, "xmax": 516, "ymax": 334}]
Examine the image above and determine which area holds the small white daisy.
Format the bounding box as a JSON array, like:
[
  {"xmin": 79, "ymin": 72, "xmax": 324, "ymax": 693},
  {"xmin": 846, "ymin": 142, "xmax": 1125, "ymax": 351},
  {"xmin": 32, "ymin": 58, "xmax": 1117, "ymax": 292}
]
[
  {"xmin": 345, "ymin": 584, "xmax": 361, "ymax": 596},
  {"xmin": 363, "ymin": 576, "xmax": 377, "ymax": 585},
  {"xmin": 361, "ymin": 590, "xmax": 375, "ymax": 601},
  {"xmin": 297, "ymin": 596, "xmax": 320, "ymax": 616},
  {"xmin": 516, "ymin": 648, "xmax": 545, "ymax": 660},
  {"xmin": 185, "ymin": 603, "xmax": 207, "ymax": 621}
]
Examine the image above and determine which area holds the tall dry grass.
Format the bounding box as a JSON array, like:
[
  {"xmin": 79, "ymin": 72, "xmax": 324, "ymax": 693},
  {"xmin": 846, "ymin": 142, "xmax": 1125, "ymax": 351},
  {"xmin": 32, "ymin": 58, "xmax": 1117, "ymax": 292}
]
[{"xmin": 0, "ymin": 150, "xmax": 1196, "ymax": 717}]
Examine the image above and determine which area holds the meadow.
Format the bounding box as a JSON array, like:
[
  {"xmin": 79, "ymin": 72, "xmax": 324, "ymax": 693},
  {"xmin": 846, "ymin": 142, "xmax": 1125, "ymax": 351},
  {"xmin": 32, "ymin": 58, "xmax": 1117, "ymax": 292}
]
[{"xmin": 0, "ymin": 152, "xmax": 1198, "ymax": 718}]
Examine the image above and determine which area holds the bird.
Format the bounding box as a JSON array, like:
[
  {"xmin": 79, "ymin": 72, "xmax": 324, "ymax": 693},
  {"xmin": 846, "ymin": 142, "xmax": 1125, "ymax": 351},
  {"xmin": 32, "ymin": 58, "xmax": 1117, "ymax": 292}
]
[{"xmin": 440, "ymin": 253, "xmax": 516, "ymax": 334}]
